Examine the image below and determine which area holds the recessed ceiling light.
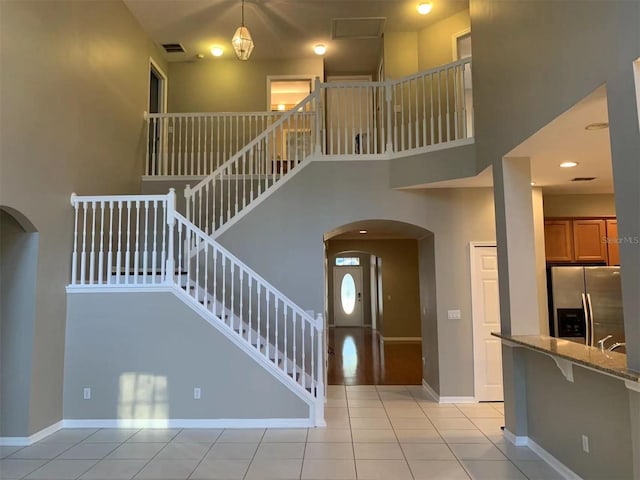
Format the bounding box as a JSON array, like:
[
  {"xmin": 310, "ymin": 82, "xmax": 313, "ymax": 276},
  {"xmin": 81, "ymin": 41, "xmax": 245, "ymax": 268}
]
[
  {"xmin": 560, "ymin": 161, "xmax": 578, "ymax": 168},
  {"xmin": 417, "ymin": 3, "xmax": 433, "ymax": 14},
  {"xmin": 210, "ymin": 46, "xmax": 224, "ymax": 57},
  {"xmin": 313, "ymin": 44, "xmax": 327, "ymax": 55},
  {"xmin": 530, "ymin": 182, "xmax": 536, "ymax": 186},
  {"xmin": 195, "ymin": 53, "xmax": 205, "ymax": 59},
  {"xmin": 585, "ymin": 122, "xmax": 609, "ymax": 131},
  {"xmin": 359, "ymin": 230, "xmax": 367, "ymax": 234}
]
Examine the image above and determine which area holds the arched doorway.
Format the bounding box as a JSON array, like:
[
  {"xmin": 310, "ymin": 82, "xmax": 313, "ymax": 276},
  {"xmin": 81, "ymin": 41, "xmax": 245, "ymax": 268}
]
[
  {"xmin": 0, "ymin": 206, "xmax": 39, "ymax": 437},
  {"xmin": 324, "ymin": 220, "xmax": 434, "ymax": 386}
]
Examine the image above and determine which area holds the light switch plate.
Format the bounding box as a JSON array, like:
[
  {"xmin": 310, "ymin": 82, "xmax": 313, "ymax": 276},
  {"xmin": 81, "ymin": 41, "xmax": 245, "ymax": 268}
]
[{"xmin": 447, "ymin": 309, "xmax": 461, "ymax": 320}]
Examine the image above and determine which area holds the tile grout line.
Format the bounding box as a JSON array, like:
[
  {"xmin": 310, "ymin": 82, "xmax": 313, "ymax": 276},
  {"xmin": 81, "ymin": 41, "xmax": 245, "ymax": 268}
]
[
  {"xmin": 379, "ymin": 385, "xmax": 417, "ymax": 480},
  {"xmin": 185, "ymin": 429, "xmax": 223, "ymax": 480}
]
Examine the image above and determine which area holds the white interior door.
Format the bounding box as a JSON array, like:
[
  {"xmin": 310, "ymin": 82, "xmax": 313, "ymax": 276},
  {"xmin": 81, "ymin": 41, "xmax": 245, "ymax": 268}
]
[
  {"xmin": 471, "ymin": 244, "xmax": 503, "ymax": 401},
  {"xmin": 333, "ymin": 266, "xmax": 363, "ymax": 326}
]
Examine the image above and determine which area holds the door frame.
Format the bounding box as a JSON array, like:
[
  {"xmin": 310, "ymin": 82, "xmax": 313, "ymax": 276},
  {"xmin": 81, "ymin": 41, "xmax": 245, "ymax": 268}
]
[
  {"xmin": 266, "ymin": 75, "xmax": 316, "ymax": 112},
  {"xmin": 452, "ymin": 28, "xmax": 471, "ymax": 61},
  {"xmin": 149, "ymin": 57, "xmax": 168, "ymax": 114},
  {"xmin": 470, "ymin": 241, "xmax": 501, "ymax": 401},
  {"xmin": 333, "ymin": 265, "xmax": 364, "ymax": 327}
]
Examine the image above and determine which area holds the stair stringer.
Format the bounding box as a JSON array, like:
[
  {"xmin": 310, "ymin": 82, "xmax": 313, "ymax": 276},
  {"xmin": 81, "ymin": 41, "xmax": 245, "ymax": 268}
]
[
  {"xmin": 187, "ymin": 280, "xmax": 315, "ymax": 389},
  {"xmin": 208, "ymin": 153, "xmax": 321, "ymax": 240},
  {"xmin": 170, "ymin": 282, "xmax": 324, "ymax": 426}
]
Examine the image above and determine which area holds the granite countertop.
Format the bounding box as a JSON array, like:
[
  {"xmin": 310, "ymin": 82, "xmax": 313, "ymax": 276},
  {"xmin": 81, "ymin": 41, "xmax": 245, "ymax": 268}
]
[{"xmin": 492, "ymin": 333, "xmax": 640, "ymax": 384}]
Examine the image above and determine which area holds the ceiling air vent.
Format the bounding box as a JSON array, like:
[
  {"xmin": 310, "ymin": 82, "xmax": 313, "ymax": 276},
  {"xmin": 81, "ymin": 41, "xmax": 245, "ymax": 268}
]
[
  {"xmin": 331, "ymin": 17, "xmax": 386, "ymax": 40},
  {"xmin": 162, "ymin": 43, "xmax": 185, "ymax": 53},
  {"xmin": 571, "ymin": 177, "xmax": 597, "ymax": 182}
]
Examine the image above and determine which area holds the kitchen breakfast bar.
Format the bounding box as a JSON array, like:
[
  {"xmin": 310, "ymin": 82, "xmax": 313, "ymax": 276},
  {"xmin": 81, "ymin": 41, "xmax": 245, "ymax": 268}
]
[{"xmin": 493, "ymin": 333, "xmax": 640, "ymax": 479}]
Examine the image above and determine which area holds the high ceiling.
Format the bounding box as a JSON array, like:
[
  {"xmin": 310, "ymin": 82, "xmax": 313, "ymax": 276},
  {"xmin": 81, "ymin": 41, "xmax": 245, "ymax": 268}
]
[
  {"xmin": 123, "ymin": 0, "xmax": 469, "ymax": 73},
  {"xmin": 417, "ymin": 85, "xmax": 614, "ymax": 195}
]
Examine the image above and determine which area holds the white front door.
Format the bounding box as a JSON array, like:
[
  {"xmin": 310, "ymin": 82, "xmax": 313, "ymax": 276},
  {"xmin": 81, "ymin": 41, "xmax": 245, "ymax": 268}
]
[
  {"xmin": 471, "ymin": 244, "xmax": 503, "ymax": 401},
  {"xmin": 333, "ymin": 266, "xmax": 363, "ymax": 326}
]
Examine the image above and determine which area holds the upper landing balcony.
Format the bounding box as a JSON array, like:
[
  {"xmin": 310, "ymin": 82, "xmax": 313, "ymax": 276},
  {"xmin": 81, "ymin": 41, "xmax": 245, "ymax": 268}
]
[{"xmin": 145, "ymin": 58, "xmax": 474, "ymax": 180}]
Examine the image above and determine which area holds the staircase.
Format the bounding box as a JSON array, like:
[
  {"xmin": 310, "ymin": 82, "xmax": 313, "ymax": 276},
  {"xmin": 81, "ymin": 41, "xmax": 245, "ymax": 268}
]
[{"xmin": 68, "ymin": 58, "xmax": 473, "ymax": 427}]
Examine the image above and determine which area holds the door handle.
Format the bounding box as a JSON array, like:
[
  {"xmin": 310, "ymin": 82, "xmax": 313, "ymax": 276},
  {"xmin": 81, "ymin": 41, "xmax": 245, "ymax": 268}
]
[
  {"xmin": 586, "ymin": 293, "xmax": 595, "ymax": 347},
  {"xmin": 357, "ymin": 292, "xmax": 361, "ymax": 302},
  {"xmin": 581, "ymin": 293, "xmax": 589, "ymax": 346}
]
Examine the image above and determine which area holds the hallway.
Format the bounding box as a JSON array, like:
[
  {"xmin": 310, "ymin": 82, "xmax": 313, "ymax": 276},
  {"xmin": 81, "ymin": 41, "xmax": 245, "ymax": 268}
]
[{"xmin": 327, "ymin": 327, "xmax": 422, "ymax": 386}]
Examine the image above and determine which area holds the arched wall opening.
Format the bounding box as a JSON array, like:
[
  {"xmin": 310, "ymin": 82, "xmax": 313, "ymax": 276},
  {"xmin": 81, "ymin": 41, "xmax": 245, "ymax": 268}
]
[
  {"xmin": 324, "ymin": 219, "xmax": 436, "ymax": 386},
  {"xmin": 0, "ymin": 206, "xmax": 39, "ymax": 437}
]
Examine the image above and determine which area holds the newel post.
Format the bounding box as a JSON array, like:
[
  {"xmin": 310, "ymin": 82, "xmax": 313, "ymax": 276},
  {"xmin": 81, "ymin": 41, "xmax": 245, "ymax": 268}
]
[
  {"xmin": 165, "ymin": 188, "xmax": 176, "ymax": 285},
  {"xmin": 315, "ymin": 312, "xmax": 326, "ymax": 425},
  {"xmin": 385, "ymin": 81, "xmax": 394, "ymax": 153},
  {"xmin": 314, "ymin": 77, "xmax": 323, "ymax": 155}
]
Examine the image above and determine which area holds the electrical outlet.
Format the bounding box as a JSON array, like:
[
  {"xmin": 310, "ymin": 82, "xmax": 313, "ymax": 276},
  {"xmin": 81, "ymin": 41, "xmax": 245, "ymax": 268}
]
[
  {"xmin": 582, "ymin": 434, "xmax": 590, "ymax": 453},
  {"xmin": 194, "ymin": 387, "xmax": 201, "ymax": 400},
  {"xmin": 83, "ymin": 387, "xmax": 91, "ymax": 400}
]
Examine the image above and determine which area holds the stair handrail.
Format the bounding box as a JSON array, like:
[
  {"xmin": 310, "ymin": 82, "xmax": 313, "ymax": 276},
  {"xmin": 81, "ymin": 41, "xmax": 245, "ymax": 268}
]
[
  {"xmin": 69, "ymin": 189, "xmax": 325, "ymax": 405},
  {"xmin": 172, "ymin": 209, "xmax": 324, "ymax": 401},
  {"xmin": 183, "ymin": 81, "xmax": 321, "ymax": 234}
]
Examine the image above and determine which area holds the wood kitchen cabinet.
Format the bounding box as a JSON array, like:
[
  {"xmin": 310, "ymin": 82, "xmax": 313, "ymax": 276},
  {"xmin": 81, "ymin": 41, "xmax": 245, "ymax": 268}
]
[
  {"xmin": 606, "ymin": 219, "xmax": 620, "ymax": 265},
  {"xmin": 544, "ymin": 217, "xmax": 615, "ymax": 264},
  {"xmin": 544, "ymin": 220, "xmax": 573, "ymax": 262},
  {"xmin": 572, "ymin": 219, "xmax": 607, "ymax": 262}
]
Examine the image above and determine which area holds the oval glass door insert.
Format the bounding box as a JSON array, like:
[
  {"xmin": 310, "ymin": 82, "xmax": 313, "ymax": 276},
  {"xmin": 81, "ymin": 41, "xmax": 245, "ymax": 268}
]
[{"xmin": 341, "ymin": 273, "xmax": 356, "ymax": 315}]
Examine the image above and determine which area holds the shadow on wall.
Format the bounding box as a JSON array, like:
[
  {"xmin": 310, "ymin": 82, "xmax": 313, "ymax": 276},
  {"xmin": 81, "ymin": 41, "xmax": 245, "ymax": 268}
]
[{"xmin": 0, "ymin": 206, "xmax": 39, "ymax": 437}]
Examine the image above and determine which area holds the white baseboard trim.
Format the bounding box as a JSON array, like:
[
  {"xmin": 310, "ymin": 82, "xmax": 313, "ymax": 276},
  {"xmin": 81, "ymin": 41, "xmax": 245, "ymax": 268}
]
[
  {"xmin": 438, "ymin": 396, "xmax": 477, "ymax": 404},
  {"xmin": 421, "ymin": 380, "xmax": 477, "ymax": 404},
  {"xmin": 527, "ymin": 437, "xmax": 583, "ymax": 480},
  {"xmin": 381, "ymin": 336, "xmax": 422, "ymax": 342},
  {"xmin": 0, "ymin": 420, "xmax": 64, "ymax": 446},
  {"xmin": 503, "ymin": 430, "xmax": 583, "ymax": 480},
  {"xmin": 62, "ymin": 418, "xmax": 316, "ymax": 429},
  {"xmin": 503, "ymin": 428, "xmax": 528, "ymax": 446},
  {"xmin": 422, "ymin": 380, "xmax": 440, "ymax": 401}
]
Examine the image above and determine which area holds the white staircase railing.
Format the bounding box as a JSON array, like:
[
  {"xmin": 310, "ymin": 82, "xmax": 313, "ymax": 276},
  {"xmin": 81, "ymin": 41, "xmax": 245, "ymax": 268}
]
[
  {"xmin": 146, "ymin": 111, "xmax": 284, "ymax": 177},
  {"xmin": 320, "ymin": 58, "xmax": 473, "ymax": 157},
  {"xmin": 69, "ymin": 190, "xmax": 324, "ymax": 414},
  {"xmin": 184, "ymin": 85, "xmax": 321, "ymax": 236}
]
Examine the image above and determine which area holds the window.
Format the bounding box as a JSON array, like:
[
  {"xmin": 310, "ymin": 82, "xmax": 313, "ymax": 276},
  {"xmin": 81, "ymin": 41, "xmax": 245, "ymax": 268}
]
[{"xmin": 335, "ymin": 257, "xmax": 360, "ymax": 266}]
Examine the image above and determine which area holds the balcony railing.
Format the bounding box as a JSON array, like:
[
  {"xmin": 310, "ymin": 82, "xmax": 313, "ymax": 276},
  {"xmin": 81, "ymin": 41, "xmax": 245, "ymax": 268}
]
[{"xmin": 145, "ymin": 58, "xmax": 473, "ymax": 177}]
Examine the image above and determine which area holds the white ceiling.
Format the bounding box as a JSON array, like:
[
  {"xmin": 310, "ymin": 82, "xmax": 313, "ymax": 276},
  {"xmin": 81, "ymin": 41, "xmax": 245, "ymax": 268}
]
[
  {"xmin": 123, "ymin": 0, "xmax": 469, "ymax": 73},
  {"xmin": 418, "ymin": 85, "xmax": 613, "ymax": 194}
]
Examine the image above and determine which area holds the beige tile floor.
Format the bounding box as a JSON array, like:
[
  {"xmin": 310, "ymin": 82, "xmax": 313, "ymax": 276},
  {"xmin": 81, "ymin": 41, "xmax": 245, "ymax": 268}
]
[{"xmin": 0, "ymin": 385, "xmax": 564, "ymax": 480}]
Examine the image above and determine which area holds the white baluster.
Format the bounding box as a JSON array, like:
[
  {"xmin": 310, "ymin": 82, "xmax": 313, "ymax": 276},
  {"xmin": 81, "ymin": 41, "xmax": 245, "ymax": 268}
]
[
  {"xmin": 71, "ymin": 195, "xmax": 78, "ymax": 285},
  {"xmin": 89, "ymin": 200, "xmax": 96, "ymax": 285},
  {"xmin": 284, "ymin": 306, "xmax": 288, "ymax": 376},
  {"xmin": 98, "ymin": 201, "xmax": 105, "ymax": 285},
  {"xmin": 133, "ymin": 200, "xmax": 140, "ymax": 284},
  {"xmin": 266, "ymin": 292, "xmax": 270, "ymax": 359},
  {"xmin": 165, "ymin": 189, "xmax": 175, "ymax": 284},
  {"xmin": 107, "ymin": 201, "xmax": 114, "ymax": 285},
  {"xmin": 301, "ymin": 317, "xmax": 306, "ymax": 389},
  {"xmin": 80, "ymin": 201, "xmax": 87, "ymax": 285},
  {"xmin": 152, "ymin": 200, "xmax": 158, "ymax": 284},
  {"xmin": 116, "ymin": 201, "xmax": 122, "ymax": 284},
  {"xmin": 274, "ymin": 298, "xmax": 279, "ymax": 367}
]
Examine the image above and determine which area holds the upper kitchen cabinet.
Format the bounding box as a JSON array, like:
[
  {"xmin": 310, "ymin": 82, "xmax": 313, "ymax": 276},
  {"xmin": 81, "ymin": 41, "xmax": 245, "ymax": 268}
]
[
  {"xmin": 606, "ymin": 219, "xmax": 620, "ymax": 265},
  {"xmin": 544, "ymin": 217, "xmax": 614, "ymax": 264},
  {"xmin": 572, "ymin": 219, "xmax": 607, "ymax": 262},
  {"xmin": 544, "ymin": 220, "xmax": 573, "ymax": 262}
]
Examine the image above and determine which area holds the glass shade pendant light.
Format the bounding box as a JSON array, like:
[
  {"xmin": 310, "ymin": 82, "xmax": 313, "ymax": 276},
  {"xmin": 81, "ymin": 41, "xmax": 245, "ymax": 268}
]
[{"xmin": 232, "ymin": 0, "xmax": 254, "ymax": 60}]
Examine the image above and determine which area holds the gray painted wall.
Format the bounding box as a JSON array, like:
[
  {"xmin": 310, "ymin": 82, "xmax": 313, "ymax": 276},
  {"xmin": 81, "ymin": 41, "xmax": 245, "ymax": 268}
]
[
  {"xmin": 471, "ymin": 0, "xmax": 640, "ymax": 369},
  {"xmin": 218, "ymin": 160, "xmax": 496, "ymax": 397},
  {"xmin": 0, "ymin": 0, "xmax": 168, "ymax": 435},
  {"xmin": 390, "ymin": 144, "xmax": 476, "ymax": 189},
  {"xmin": 543, "ymin": 194, "xmax": 617, "ymax": 218},
  {"xmin": 418, "ymin": 235, "xmax": 439, "ymax": 393},
  {"xmin": 64, "ymin": 291, "xmax": 309, "ymax": 420},
  {"xmin": 524, "ymin": 349, "xmax": 633, "ymax": 479},
  {"xmin": 0, "ymin": 211, "xmax": 38, "ymax": 436}
]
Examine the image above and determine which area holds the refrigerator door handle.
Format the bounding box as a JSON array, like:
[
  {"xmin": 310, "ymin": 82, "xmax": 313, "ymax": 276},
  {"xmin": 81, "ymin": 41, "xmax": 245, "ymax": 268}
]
[
  {"xmin": 581, "ymin": 293, "xmax": 590, "ymax": 346},
  {"xmin": 586, "ymin": 293, "xmax": 595, "ymax": 347}
]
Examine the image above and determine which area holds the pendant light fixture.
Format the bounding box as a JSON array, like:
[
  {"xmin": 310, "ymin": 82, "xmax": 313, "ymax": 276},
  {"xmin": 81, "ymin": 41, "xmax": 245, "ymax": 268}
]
[{"xmin": 232, "ymin": 0, "xmax": 254, "ymax": 60}]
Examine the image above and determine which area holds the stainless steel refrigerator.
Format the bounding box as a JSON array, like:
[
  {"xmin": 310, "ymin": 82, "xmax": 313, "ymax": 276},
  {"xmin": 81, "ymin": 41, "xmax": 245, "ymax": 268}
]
[{"xmin": 549, "ymin": 266, "xmax": 624, "ymax": 349}]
